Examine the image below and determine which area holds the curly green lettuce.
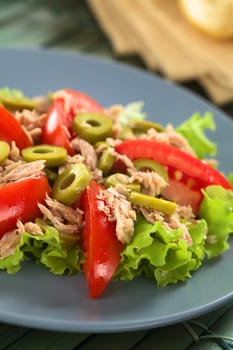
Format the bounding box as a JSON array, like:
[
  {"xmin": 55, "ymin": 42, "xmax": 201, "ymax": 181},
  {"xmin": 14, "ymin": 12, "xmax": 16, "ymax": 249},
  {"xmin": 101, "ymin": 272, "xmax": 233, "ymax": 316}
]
[
  {"xmin": 115, "ymin": 216, "xmax": 207, "ymax": 286},
  {"xmin": 0, "ymin": 225, "xmax": 83, "ymax": 275},
  {"xmin": 176, "ymin": 112, "xmax": 217, "ymax": 159},
  {"xmin": 200, "ymin": 185, "xmax": 233, "ymax": 258}
]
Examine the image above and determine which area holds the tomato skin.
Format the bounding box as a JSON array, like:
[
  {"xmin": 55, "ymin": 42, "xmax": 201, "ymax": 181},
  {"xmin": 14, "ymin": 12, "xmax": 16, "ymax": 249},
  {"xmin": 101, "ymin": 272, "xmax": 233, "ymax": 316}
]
[
  {"xmin": 0, "ymin": 105, "xmax": 32, "ymax": 150},
  {"xmin": 0, "ymin": 175, "xmax": 51, "ymax": 237},
  {"xmin": 41, "ymin": 98, "xmax": 74, "ymax": 155},
  {"xmin": 55, "ymin": 88, "xmax": 104, "ymax": 118},
  {"xmin": 161, "ymin": 179, "xmax": 202, "ymax": 214},
  {"xmin": 115, "ymin": 139, "xmax": 233, "ymax": 213},
  {"xmin": 41, "ymin": 90, "xmax": 104, "ymax": 155},
  {"xmin": 80, "ymin": 180, "xmax": 124, "ymax": 299},
  {"xmin": 115, "ymin": 139, "xmax": 233, "ymax": 190}
]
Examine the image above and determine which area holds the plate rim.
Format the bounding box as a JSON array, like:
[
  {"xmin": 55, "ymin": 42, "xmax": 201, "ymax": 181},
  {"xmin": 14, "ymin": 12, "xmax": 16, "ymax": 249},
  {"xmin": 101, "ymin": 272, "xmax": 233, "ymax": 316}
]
[{"xmin": 0, "ymin": 47, "xmax": 233, "ymax": 333}]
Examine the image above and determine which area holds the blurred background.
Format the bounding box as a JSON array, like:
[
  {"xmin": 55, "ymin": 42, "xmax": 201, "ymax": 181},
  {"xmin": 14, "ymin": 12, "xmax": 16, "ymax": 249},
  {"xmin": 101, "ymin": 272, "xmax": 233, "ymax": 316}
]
[{"xmin": 0, "ymin": 0, "xmax": 232, "ymax": 117}]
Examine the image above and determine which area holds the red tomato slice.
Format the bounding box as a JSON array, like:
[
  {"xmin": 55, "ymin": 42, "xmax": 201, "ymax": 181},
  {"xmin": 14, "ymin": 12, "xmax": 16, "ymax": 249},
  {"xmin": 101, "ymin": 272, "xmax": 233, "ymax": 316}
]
[
  {"xmin": 0, "ymin": 175, "xmax": 51, "ymax": 237},
  {"xmin": 54, "ymin": 88, "xmax": 104, "ymax": 119},
  {"xmin": 161, "ymin": 179, "xmax": 202, "ymax": 214},
  {"xmin": 41, "ymin": 98, "xmax": 74, "ymax": 155},
  {"xmin": 115, "ymin": 139, "xmax": 232, "ymax": 190},
  {"xmin": 0, "ymin": 105, "xmax": 32, "ymax": 150},
  {"xmin": 115, "ymin": 139, "xmax": 232, "ymax": 213},
  {"xmin": 41, "ymin": 90, "xmax": 104, "ymax": 155},
  {"xmin": 80, "ymin": 180, "xmax": 124, "ymax": 298}
]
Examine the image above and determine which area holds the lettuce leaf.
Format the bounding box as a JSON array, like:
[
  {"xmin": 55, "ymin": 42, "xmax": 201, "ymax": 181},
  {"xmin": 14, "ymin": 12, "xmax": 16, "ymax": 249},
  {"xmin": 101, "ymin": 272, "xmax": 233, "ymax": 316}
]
[
  {"xmin": 115, "ymin": 215, "xmax": 207, "ymax": 286},
  {"xmin": 176, "ymin": 112, "xmax": 217, "ymax": 159},
  {"xmin": 117, "ymin": 101, "xmax": 146, "ymax": 126},
  {"xmin": 0, "ymin": 225, "xmax": 83, "ymax": 275},
  {"xmin": 199, "ymin": 185, "xmax": 233, "ymax": 258}
]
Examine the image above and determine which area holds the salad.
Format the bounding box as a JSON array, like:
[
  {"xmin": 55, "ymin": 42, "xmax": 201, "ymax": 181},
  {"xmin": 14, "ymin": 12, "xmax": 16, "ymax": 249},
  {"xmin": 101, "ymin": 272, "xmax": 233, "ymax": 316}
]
[{"xmin": 0, "ymin": 87, "xmax": 232, "ymax": 299}]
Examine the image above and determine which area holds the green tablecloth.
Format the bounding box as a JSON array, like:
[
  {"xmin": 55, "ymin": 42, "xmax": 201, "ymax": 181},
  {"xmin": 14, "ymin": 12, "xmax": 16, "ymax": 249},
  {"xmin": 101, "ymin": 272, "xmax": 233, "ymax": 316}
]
[{"xmin": 0, "ymin": 1, "xmax": 233, "ymax": 349}]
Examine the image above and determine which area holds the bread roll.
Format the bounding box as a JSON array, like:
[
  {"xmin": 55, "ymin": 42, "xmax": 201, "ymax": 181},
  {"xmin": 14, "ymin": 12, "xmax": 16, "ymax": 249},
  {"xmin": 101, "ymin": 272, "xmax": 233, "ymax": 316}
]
[{"xmin": 179, "ymin": 0, "xmax": 233, "ymax": 39}]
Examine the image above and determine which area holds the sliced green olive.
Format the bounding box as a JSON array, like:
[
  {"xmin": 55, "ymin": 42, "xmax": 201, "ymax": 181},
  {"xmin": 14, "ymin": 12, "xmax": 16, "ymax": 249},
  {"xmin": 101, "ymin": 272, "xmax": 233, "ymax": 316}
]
[
  {"xmin": 98, "ymin": 149, "xmax": 115, "ymax": 176},
  {"xmin": 22, "ymin": 145, "xmax": 67, "ymax": 167},
  {"xmin": 130, "ymin": 119, "xmax": 164, "ymax": 133},
  {"xmin": 0, "ymin": 141, "xmax": 10, "ymax": 164},
  {"xmin": 1, "ymin": 98, "xmax": 37, "ymax": 110},
  {"xmin": 128, "ymin": 191, "xmax": 176, "ymax": 216},
  {"xmin": 133, "ymin": 158, "xmax": 168, "ymax": 182},
  {"xmin": 103, "ymin": 173, "xmax": 141, "ymax": 192},
  {"xmin": 44, "ymin": 168, "xmax": 58, "ymax": 182},
  {"xmin": 118, "ymin": 126, "xmax": 135, "ymax": 140},
  {"xmin": 0, "ymin": 89, "xmax": 37, "ymax": 110},
  {"xmin": 73, "ymin": 112, "xmax": 113, "ymax": 144},
  {"xmin": 52, "ymin": 163, "xmax": 92, "ymax": 205}
]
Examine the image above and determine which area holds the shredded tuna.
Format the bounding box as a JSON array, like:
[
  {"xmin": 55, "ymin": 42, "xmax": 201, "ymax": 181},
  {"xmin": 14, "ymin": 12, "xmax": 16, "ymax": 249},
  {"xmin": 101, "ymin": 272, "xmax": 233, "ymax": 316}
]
[
  {"xmin": 58, "ymin": 154, "xmax": 85, "ymax": 174},
  {"xmin": 34, "ymin": 95, "xmax": 52, "ymax": 113},
  {"xmin": 137, "ymin": 206, "xmax": 165, "ymax": 224},
  {"xmin": 176, "ymin": 205, "xmax": 196, "ymax": 223},
  {"xmin": 141, "ymin": 125, "xmax": 195, "ymax": 155},
  {"xmin": 17, "ymin": 220, "xmax": 44, "ymax": 236},
  {"xmin": 104, "ymin": 105, "xmax": 126, "ymax": 138},
  {"xmin": 0, "ymin": 230, "xmax": 20, "ymax": 258},
  {"xmin": 97, "ymin": 187, "xmax": 136, "ymax": 244},
  {"xmin": 9, "ymin": 141, "xmax": 21, "ymax": 161},
  {"xmin": 0, "ymin": 220, "xmax": 45, "ymax": 258},
  {"xmin": 38, "ymin": 196, "xmax": 83, "ymax": 235},
  {"xmin": 105, "ymin": 104, "xmax": 124, "ymax": 123},
  {"xmin": 0, "ymin": 160, "xmax": 45, "ymax": 185},
  {"xmin": 105, "ymin": 137, "xmax": 122, "ymax": 148},
  {"xmin": 166, "ymin": 214, "xmax": 193, "ymax": 247},
  {"xmin": 14, "ymin": 109, "xmax": 47, "ymax": 143},
  {"xmin": 127, "ymin": 168, "xmax": 167, "ymax": 196},
  {"xmin": 137, "ymin": 204, "xmax": 197, "ymax": 247},
  {"xmin": 108, "ymin": 147, "xmax": 135, "ymax": 169},
  {"xmin": 71, "ymin": 138, "xmax": 98, "ymax": 171}
]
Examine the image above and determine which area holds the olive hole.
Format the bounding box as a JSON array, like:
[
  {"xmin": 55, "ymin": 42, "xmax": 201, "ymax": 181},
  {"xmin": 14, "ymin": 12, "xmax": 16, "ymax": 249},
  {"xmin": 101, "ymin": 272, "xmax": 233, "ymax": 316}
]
[
  {"xmin": 33, "ymin": 148, "xmax": 53, "ymax": 154},
  {"xmin": 60, "ymin": 173, "xmax": 75, "ymax": 190},
  {"xmin": 87, "ymin": 119, "xmax": 101, "ymax": 127}
]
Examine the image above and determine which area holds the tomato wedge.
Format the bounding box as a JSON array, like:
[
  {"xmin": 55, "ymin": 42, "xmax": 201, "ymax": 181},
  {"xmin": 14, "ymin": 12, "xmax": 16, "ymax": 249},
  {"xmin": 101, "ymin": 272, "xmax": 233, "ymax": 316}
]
[
  {"xmin": 161, "ymin": 179, "xmax": 203, "ymax": 214},
  {"xmin": 80, "ymin": 180, "xmax": 124, "ymax": 298},
  {"xmin": 54, "ymin": 88, "xmax": 104, "ymax": 119},
  {"xmin": 41, "ymin": 98, "xmax": 74, "ymax": 155},
  {"xmin": 115, "ymin": 140, "xmax": 232, "ymax": 190},
  {"xmin": 0, "ymin": 175, "xmax": 50, "ymax": 237},
  {"xmin": 41, "ymin": 89, "xmax": 104, "ymax": 155},
  {"xmin": 0, "ymin": 105, "xmax": 32, "ymax": 150},
  {"xmin": 115, "ymin": 139, "xmax": 232, "ymax": 213}
]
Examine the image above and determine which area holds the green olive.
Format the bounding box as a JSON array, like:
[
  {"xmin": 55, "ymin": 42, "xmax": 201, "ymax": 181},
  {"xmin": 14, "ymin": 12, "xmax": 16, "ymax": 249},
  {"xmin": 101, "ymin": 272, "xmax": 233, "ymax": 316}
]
[
  {"xmin": 0, "ymin": 141, "xmax": 10, "ymax": 164},
  {"xmin": 128, "ymin": 191, "xmax": 176, "ymax": 216},
  {"xmin": 22, "ymin": 145, "xmax": 67, "ymax": 167},
  {"xmin": 103, "ymin": 173, "xmax": 141, "ymax": 192},
  {"xmin": 98, "ymin": 149, "xmax": 115, "ymax": 176},
  {"xmin": 52, "ymin": 163, "xmax": 92, "ymax": 205},
  {"xmin": 133, "ymin": 158, "xmax": 168, "ymax": 182},
  {"xmin": 0, "ymin": 88, "xmax": 38, "ymax": 110},
  {"xmin": 44, "ymin": 168, "xmax": 58, "ymax": 182},
  {"xmin": 1, "ymin": 98, "xmax": 37, "ymax": 110},
  {"xmin": 118, "ymin": 126, "xmax": 135, "ymax": 140},
  {"xmin": 73, "ymin": 113, "xmax": 113, "ymax": 144},
  {"xmin": 130, "ymin": 119, "xmax": 163, "ymax": 133}
]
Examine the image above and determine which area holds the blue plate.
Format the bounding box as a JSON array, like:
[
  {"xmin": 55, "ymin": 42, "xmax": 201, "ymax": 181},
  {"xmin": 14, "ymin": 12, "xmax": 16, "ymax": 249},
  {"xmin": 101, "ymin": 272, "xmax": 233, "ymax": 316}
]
[{"xmin": 0, "ymin": 48, "xmax": 232, "ymax": 332}]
